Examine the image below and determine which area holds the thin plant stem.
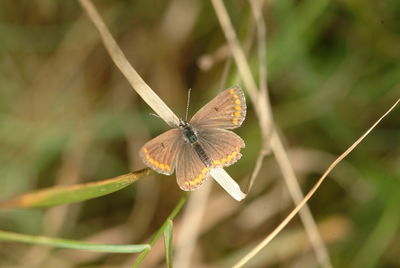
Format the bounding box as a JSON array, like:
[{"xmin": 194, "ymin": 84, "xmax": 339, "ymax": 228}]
[
  {"xmin": 210, "ymin": 0, "xmax": 332, "ymax": 266},
  {"xmin": 132, "ymin": 192, "xmax": 190, "ymax": 268},
  {"xmin": 0, "ymin": 230, "xmax": 149, "ymax": 253},
  {"xmin": 77, "ymin": 0, "xmax": 179, "ymax": 127},
  {"xmin": 78, "ymin": 0, "xmax": 245, "ymax": 202},
  {"xmin": 233, "ymin": 98, "xmax": 400, "ymax": 267}
]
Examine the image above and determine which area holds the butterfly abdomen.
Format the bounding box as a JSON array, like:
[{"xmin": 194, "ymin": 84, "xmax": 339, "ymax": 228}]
[
  {"xmin": 181, "ymin": 123, "xmax": 212, "ymax": 167},
  {"xmin": 192, "ymin": 142, "xmax": 212, "ymax": 167}
]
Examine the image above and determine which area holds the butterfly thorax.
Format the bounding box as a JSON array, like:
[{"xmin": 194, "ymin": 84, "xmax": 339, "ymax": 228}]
[
  {"xmin": 180, "ymin": 121, "xmax": 198, "ymax": 144},
  {"xmin": 179, "ymin": 121, "xmax": 212, "ymax": 167}
]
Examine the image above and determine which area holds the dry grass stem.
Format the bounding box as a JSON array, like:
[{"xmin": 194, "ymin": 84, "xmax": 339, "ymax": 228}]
[
  {"xmin": 233, "ymin": 97, "xmax": 400, "ymax": 267},
  {"xmin": 2, "ymin": 1, "xmax": 398, "ymax": 268},
  {"xmin": 211, "ymin": 0, "xmax": 272, "ymax": 136},
  {"xmin": 249, "ymin": 0, "xmax": 273, "ymax": 141},
  {"xmin": 78, "ymin": 0, "xmax": 180, "ymax": 127},
  {"xmin": 245, "ymin": 0, "xmax": 271, "ymax": 192},
  {"xmin": 270, "ymin": 130, "xmax": 332, "ymax": 267},
  {"xmin": 78, "ymin": 0, "xmax": 244, "ymax": 201},
  {"xmin": 210, "ymin": 168, "xmax": 246, "ymax": 201},
  {"xmin": 245, "ymin": 148, "xmax": 268, "ymax": 192},
  {"xmin": 211, "ymin": 0, "xmax": 331, "ymax": 266}
]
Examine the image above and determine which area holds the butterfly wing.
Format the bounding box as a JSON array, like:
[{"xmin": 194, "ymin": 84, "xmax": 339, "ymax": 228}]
[
  {"xmin": 189, "ymin": 86, "xmax": 246, "ymax": 129},
  {"xmin": 176, "ymin": 127, "xmax": 245, "ymax": 191},
  {"xmin": 197, "ymin": 128, "xmax": 245, "ymax": 168},
  {"xmin": 140, "ymin": 128, "xmax": 183, "ymax": 175},
  {"xmin": 176, "ymin": 142, "xmax": 210, "ymax": 191}
]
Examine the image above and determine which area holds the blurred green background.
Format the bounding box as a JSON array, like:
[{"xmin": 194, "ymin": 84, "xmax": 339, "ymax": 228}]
[{"xmin": 0, "ymin": 0, "xmax": 399, "ymax": 267}]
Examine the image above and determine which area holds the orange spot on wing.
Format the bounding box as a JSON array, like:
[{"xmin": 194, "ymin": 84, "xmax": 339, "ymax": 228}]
[
  {"xmin": 235, "ymin": 99, "xmax": 240, "ymax": 105},
  {"xmin": 212, "ymin": 147, "xmax": 242, "ymax": 167},
  {"xmin": 185, "ymin": 168, "xmax": 209, "ymax": 188},
  {"xmin": 201, "ymin": 167, "xmax": 209, "ymax": 174},
  {"xmin": 142, "ymin": 148, "xmax": 173, "ymax": 173}
]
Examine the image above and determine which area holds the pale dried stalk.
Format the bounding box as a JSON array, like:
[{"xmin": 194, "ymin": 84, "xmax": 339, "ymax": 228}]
[
  {"xmin": 210, "ymin": 168, "xmax": 246, "ymax": 201},
  {"xmin": 211, "ymin": 0, "xmax": 332, "ymax": 266},
  {"xmin": 270, "ymin": 129, "xmax": 332, "ymax": 267},
  {"xmin": 245, "ymin": 147, "xmax": 268, "ymax": 192},
  {"xmin": 245, "ymin": 0, "xmax": 270, "ymax": 192},
  {"xmin": 78, "ymin": 0, "xmax": 179, "ymax": 127},
  {"xmin": 249, "ymin": 0, "xmax": 272, "ymax": 142},
  {"xmin": 233, "ymin": 98, "xmax": 400, "ymax": 267},
  {"xmin": 210, "ymin": 0, "xmax": 271, "ymax": 136},
  {"xmin": 77, "ymin": 0, "xmax": 245, "ymax": 201}
]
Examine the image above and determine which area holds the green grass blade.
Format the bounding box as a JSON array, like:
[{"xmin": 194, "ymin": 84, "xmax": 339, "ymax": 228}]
[
  {"xmin": 0, "ymin": 230, "xmax": 150, "ymax": 253},
  {"xmin": 164, "ymin": 220, "xmax": 173, "ymax": 268},
  {"xmin": 0, "ymin": 168, "xmax": 152, "ymax": 209},
  {"xmin": 132, "ymin": 192, "xmax": 189, "ymax": 268}
]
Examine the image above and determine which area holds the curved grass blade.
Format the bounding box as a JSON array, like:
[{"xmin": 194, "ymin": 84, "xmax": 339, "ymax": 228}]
[
  {"xmin": 0, "ymin": 168, "xmax": 152, "ymax": 209},
  {"xmin": 164, "ymin": 220, "xmax": 173, "ymax": 268},
  {"xmin": 0, "ymin": 230, "xmax": 150, "ymax": 253},
  {"xmin": 133, "ymin": 192, "xmax": 189, "ymax": 268}
]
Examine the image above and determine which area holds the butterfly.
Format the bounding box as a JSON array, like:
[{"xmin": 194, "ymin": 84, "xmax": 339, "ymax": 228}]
[{"xmin": 140, "ymin": 86, "xmax": 246, "ymax": 191}]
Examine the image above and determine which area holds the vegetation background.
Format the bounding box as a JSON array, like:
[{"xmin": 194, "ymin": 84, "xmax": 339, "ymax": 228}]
[{"xmin": 0, "ymin": 0, "xmax": 399, "ymax": 267}]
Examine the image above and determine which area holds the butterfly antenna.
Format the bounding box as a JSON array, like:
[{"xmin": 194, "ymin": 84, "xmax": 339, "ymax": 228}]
[{"xmin": 185, "ymin": 88, "xmax": 192, "ymax": 121}]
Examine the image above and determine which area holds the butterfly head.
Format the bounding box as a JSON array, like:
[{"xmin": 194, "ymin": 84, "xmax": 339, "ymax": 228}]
[{"xmin": 179, "ymin": 118, "xmax": 189, "ymax": 128}]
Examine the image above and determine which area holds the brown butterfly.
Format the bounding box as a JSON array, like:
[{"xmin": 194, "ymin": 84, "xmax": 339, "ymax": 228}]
[{"xmin": 140, "ymin": 86, "xmax": 246, "ymax": 190}]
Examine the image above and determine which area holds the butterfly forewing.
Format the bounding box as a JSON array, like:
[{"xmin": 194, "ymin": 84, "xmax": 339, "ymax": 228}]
[
  {"xmin": 189, "ymin": 86, "xmax": 246, "ymax": 129},
  {"xmin": 176, "ymin": 143, "xmax": 210, "ymax": 191},
  {"xmin": 197, "ymin": 128, "xmax": 245, "ymax": 168},
  {"xmin": 140, "ymin": 129, "xmax": 183, "ymax": 175}
]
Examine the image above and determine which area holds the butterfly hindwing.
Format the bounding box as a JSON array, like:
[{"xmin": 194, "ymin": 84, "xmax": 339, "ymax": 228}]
[
  {"xmin": 176, "ymin": 142, "xmax": 210, "ymax": 191},
  {"xmin": 189, "ymin": 86, "xmax": 246, "ymax": 129},
  {"xmin": 197, "ymin": 128, "xmax": 245, "ymax": 168},
  {"xmin": 140, "ymin": 128, "xmax": 183, "ymax": 175}
]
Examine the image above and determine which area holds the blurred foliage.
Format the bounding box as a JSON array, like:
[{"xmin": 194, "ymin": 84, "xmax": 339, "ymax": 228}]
[{"xmin": 0, "ymin": 0, "xmax": 399, "ymax": 267}]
